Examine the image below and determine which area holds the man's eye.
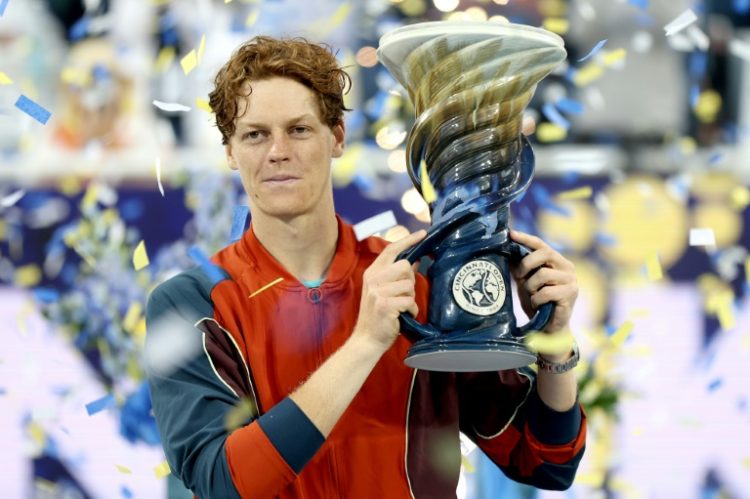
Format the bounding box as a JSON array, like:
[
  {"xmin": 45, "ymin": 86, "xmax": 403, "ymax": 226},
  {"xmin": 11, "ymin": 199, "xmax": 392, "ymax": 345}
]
[
  {"xmin": 292, "ymin": 126, "xmax": 309, "ymax": 134},
  {"xmin": 243, "ymin": 131, "xmax": 263, "ymax": 141}
]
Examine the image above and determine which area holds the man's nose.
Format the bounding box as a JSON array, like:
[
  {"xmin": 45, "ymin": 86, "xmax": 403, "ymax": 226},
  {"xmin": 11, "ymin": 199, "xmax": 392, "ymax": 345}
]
[{"xmin": 268, "ymin": 133, "xmax": 291, "ymax": 163}]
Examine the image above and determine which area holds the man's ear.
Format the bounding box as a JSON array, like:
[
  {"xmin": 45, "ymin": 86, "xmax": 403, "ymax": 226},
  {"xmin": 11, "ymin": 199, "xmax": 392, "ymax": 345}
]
[
  {"xmin": 331, "ymin": 121, "xmax": 345, "ymax": 158},
  {"xmin": 226, "ymin": 143, "xmax": 239, "ymax": 170}
]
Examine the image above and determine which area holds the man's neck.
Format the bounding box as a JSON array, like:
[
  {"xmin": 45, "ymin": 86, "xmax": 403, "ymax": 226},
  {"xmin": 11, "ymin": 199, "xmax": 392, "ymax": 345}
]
[{"xmin": 251, "ymin": 209, "xmax": 339, "ymax": 283}]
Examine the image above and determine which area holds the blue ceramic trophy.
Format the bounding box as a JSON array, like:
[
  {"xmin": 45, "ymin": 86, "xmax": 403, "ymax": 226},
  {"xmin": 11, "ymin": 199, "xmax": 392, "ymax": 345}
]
[{"xmin": 377, "ymin": 21, "xmax": 567, "ymax": 372}]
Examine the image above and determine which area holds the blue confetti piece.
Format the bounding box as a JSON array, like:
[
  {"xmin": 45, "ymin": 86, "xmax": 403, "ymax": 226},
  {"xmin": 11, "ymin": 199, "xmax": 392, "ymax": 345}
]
[
  {"xmin": 14, "ymin": 95, "xmax": 52, "ymax": 125},
  {"xmin": 188, "ymin": 246, "xmax": 225, "ymax": 285},
  {"xmin": 708, "ymin": 151, "xmax": 723, "ymax": 164},
  {"xmin": 121, "ymin": 486, "xmax": 133, "ymax": 499},
  {"xmin": 689, "ymin": 52, "xmax": 708, "ymax": 79},
  {"xmin": 738, "ymin": 398, "xmax": 747, "ymax": 411},
  {"xmin": 69, "ymin": 16, "xmax": 91, "ymax": 41},
  {"xmin": 92, "ymin": 64, "xmax": 111, "ymax": 82},
  {"xmin": 735, "ymin": 0, "xmax": 750, "ymax": 14},
  {"xmin": 85, "ymin": 394, "xmax": 116, "ymax": 416},
  {"xmin": 0, "ymin": 0, "xmax": 8, "ymax": 16},
  {"xmin": 555, "ymin": 98, "xmax": 584, "ymax": 116},
  {"xmin": 690, "ymin": 84, "xmax": 700, "ymax": 108},
  {"xmin": 33, "ymin": 287, "xmax": 60, "ymax": 304},
  {"xmin": 628, "ymin": 0, "xmax": 649, "ymax": 8},
  {"xmin": 542, "ymin": 102, "xmax": 570, "ymax": 130},
  {"xmin": 229, "ymin": 205, "xmax": 249, "ymax": 243},
  {"xmin": 596, "ymin": 233, "xmax": 618, "ymax": 246},
  {"xmin": 707, "ymin": 378, "xmax": 723, "ymax": 392},
  {"xmin": 578, "ymin": 39, "xmax": 608, "ymax": 63},
  {"xmin": 0, "ymin": 387, "xmax": 6, "ymax": 396}
]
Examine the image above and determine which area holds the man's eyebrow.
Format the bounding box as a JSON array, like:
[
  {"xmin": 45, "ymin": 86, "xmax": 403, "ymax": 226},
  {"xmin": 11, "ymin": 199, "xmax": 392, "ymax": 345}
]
[{"xmin": 236, "ymin": 114, "xmax": 316, "ymax": 129}]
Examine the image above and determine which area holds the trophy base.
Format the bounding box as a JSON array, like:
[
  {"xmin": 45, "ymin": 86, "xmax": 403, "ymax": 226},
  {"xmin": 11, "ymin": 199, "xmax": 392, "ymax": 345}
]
[{"xmin": 404, "ymin": 338, "xmax": 537, "ymax": 372}]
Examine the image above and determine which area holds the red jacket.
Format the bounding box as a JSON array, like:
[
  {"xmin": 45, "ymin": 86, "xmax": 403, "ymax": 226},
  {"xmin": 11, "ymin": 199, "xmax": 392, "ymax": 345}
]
[{"xmin": 145, "ymin": 216, "xmax": 586, "ymax": 498}]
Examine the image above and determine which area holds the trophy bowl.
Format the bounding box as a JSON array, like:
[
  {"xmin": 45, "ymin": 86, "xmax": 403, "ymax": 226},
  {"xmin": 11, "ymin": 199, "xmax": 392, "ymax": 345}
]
[{"xmin": 377, "ymin": 21, "xmax": 567, "ymax": 372}]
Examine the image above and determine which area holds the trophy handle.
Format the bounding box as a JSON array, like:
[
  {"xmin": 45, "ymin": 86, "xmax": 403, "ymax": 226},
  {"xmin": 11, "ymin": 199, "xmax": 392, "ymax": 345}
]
[{"xmin": 504, "ymin": 240, "xmax": 555, "ymax": 338}]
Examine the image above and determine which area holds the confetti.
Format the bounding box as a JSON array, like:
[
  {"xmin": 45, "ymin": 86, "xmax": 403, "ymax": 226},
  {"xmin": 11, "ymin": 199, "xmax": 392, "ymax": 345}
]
[
  {"xmin": 133, "ymin": 240, "xmax": 150, "ymax": 271},
  {"xmin": 610, "ymin": 321, "xmax": 634, "ymax": 347},
  {"xmin": 0, "ymin": 71, "xmax": 12, "ymax": 85},
  {"xmin": 628, "ymin": 0, "xmax": 648, "ymax": 8},
  {"xmin": 115, "ymin": 464, "xmax": 132, "ymax": 474},
  {"xmin": 572, "ymin": 64, "xmax": 604, "ymax": 86},
  {"xmin": 664, "ymin": 9, "xmax": 698, "ymax": 37},
  {"xmin": 197, "ymin": 34, "xmax": 206, "ymax": 63},
  {"xmin": 0, "ymin": 0, "xmax": 8, "ymax": 16},
  {"xmin": 688, "ymin": 26, "xmax": 710, "ymax": 52},
  {"xmin": 121, "ymin": 486, "xmax": 133, "ymax": 498},
  {"xmin": 524, "ymin": 330, "xmax": 576, "ymax": 356},
  {"xmin": 420, "ymin": 160, "xmax": 437, "ymax": 203},
  {"xmin": 152, "ymin": 100, "xmax": 191, "ymax": 112},
  {"xmin": 14, "ymin": 95, "xmax": 51, "ymax": 124},
  {"xmin": 555, "ymin": 98, "xmax": 584, "ymax": 115},
  {"xmin": 188, "ymin": 246, "xmax": 225, "ymax": 284},
  {"xmin": 729, "ymin": 39, "xmax": 750, "ymax": 62},
  {"xmin": 155, "ymin": 157, "xmax": 165, "ymax": 197},
  {"xmin": 195, "ymin": 97, "xmax": 212, "ymax": 113},
  {"xmin": 353, "ymin": 210, "xmax": 397, "ymax": 241},
  {"xmin": 542, "ymin": 102, "xmax": 570, "ymax": 130},
  {"xmin": 1, "ymin": 189, "xmax": 25, "ymax": 207},
  {"xmin": 331, "ymin": 2, "xmax": 352, "ymax": 26},
  {"xmin": 155, "ymin": 46, "xmax": 176, "ymax": 72},
  {"xmin": 645, "ymin": 252, "xmax": 663, "ymax": 281},
  {"xmin": 14, "ymin": 265, "xmax": 42, "ymax": 287},
  {"xmin": 578, "ymin": 39, "xmax": 608, "ymax": 62},
  {"xmin": 245, "ymin": 9, "xmax": 260, "ymax": 27},
  {"xmin": 180, "ymin": 50, "xmax": 198, "ymax": 75},
  {"xmin": 689, "ymin": 228, "xmax": 716, "ymax": 247},
  {"xmin": 249, "ymin": 277, "xmax": 284, "ymax": 298},
  {"xmin": 707, "ymin": 378, "xmax": 723, "ymax": 392},
  {"xmin": 32, "ymin": 287, "xmax": 60, "ymax": 303},
  {"xmin": 603, "ymin": 48, "xmax": 627, "ymax": 66},
  {"xmin": 85, "ymin": 394, "xmax": 116, "ymax": 416},
  {"xmin": 229, "ymin": 205, "xmax": 249, "ymax": 242},
  {"xmin": 536, "ymin": 122, "xmax": 568, "ymax": 142},
  {"xmin": 154, "ymin": 460, "xmax": 171, "ymax": 479},
  {"xmin": 543, "ymin": 18, "xmax": 569, "ymax": 35},
  {"xmin": 122, "ymin": 302, "xmax": 143, "ymax": 333},
  {"xmin": 224, "ymin": 398, "xmax": 258, "ymax": 431},
  {"xmin": 555, "ymin": 186, "xmax": 592, "ymax": 201},
  {"xmin": 745, "ymin": 257, "xmax": 750, "ymax": 283}
]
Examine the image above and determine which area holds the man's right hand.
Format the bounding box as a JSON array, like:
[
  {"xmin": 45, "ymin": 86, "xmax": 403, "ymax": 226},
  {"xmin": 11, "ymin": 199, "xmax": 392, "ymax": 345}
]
[{"xmin": 352, "ymin": 229, "xmax": 427, "ymax": 352}]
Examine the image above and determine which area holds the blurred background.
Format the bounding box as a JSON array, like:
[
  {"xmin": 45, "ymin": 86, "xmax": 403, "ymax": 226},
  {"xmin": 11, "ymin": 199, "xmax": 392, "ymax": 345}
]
[{"xmin": 1, "ymin": 0, "xmax": 749, "ymax": 498}]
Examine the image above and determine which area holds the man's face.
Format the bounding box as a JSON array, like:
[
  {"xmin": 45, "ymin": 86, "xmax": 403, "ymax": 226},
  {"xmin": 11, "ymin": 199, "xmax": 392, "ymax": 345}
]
[{"xmin": 226, "ymin": 77, "xmax": 345, "ymax": 221}]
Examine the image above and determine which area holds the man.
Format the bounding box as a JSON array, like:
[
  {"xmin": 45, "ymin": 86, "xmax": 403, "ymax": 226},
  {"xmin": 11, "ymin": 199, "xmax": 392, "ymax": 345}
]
[{"xmin": 146, "ymin": 36, "xmax": 586, "ymax": 498}]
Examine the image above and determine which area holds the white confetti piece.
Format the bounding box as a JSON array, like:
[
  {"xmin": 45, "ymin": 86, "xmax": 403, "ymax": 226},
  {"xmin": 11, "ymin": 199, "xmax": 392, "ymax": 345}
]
[
  {"xmin": 689, "ymin": 228, "xmax": 716, "ymax": 247},
  {"xmin": 144, "ymin": 312, "xmax": 203, "ymax": 377},
  {"xmin": 687, "ymin": 25, "xmax": 709, "ymax": 51},
  {"xmin": 155, "ymin": 157, "xmax": 164, "ymax": 197},
  {"xmin": 1, "ymin": 189, "xmax": 25, "ymax": 207},
  {"xmin": 664, "ymin": 9, "xmax": 698, "ymax": 37},
  {"xmin": 353, "ymin": 210, "xmax": 397, "ymax": 241},
  {"xmin": 152, "ymin": 100, "xmax": 191, "ymax": 113},
  {"xmin": 729, "ymin": 38, "xmax": 750, "ymax": 62}
]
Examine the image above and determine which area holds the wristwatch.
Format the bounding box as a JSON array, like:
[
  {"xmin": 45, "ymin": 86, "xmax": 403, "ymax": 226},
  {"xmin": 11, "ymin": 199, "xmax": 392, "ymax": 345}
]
[{"xmin": 535, "ymin": 342, "xmax": 580, "ymax": 374}]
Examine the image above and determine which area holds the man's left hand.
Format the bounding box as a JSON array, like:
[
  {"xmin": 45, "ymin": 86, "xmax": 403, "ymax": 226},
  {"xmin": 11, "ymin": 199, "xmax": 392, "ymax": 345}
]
[{"xmin": 509, "ymin": 229, "xmax": 578, "ymax": 334}]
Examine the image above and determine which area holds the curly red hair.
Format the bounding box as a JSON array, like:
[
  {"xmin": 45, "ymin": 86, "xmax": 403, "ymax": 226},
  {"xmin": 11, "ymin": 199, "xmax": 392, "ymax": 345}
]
[{"xmin": 209, "ymin": 36, "xmax": 352, "ymax": 145}]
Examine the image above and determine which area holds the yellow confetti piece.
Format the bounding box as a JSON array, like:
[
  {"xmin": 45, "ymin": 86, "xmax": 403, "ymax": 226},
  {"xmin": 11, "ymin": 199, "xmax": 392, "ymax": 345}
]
[
  {"xmin": 115, "ymin": 464, "xmax": 132, "ymax": 474},
  {"xmin": 133, "ymin": 317, "xmax": 147, "ymax": 345},
  {"xmin": 420, "ymin": 160, "xmax": 437, "ymax": 203},
  {"xmin": 245, "ymin": 9, "xmax": 260, "ymax": 27},
  {"xmin": 155, "ymin": 46, "xmax": 176, "ymax": 73},
  {"xmin": 249, "ymin": 277, "xmax": 284, "ymax": 298},
  {"xmin": 645, "ymin": 252, "xmax": 663, "ymax": 281},
  {"xmin": 611, "ymin": 321, "xmax": 634, "ymax": 347},
  {"xmin": 225, "ymin": 0, "xmax": 232, "ymax": 3},
  {"xmin": 61, "ymin": 67, "xmax": 91, "ymax": 87},
  {"xmin": 123, "ymin": 302, "xmax": 143, "ymax": 333},
  {"xmin": 133, "ymin": 240, "xmax": 150, "ymax": 271},
  {"xmin": 730, "ymin": 186, "xmax": 750, "ymax": 211},
  {"xmin": 745, "ymin": 257, "xmax": 750, "ymax": 283},
  {"xmin": 536, "ymin": 122, "xmax": 568, "ymax": 142},
  {"xmin": 543, "ymin": 17, "xmax": 569, "ymax": 34},
  {"xmin": 524, "ymin": 331, "xmax": 575, "ymax": 356},
  {"xmin": 59, "ymin": 176, "xmax": 83, "ymax": 196},
  {"xmin": 603, "ymin": 48, "xmax": 627, "ymax": 66},
  {"xmin": 154, "ymin": 460, "xmax": 171, "ymax": 479},
  {"xmin": 29, "ymin": 421, "xmax": 46, "ymax": 447},
  {"xmin": 461, "ymin": 455, "xmax": 475, "ymax": 473},
  {"xmin": 331, "ymin": 2, "xmax": 352, "ymax": 26},
  {"xmin": 81, "ymin": 184, "xmax": 98, "ymax": 210},
  {"xmin": 742, "ymin": 457, "xmax": 750, "ymax": 468},
  {"xmin": 0, "ymin": 71, "xmax": 13, "ymax": 85},
  {"xmin": 574, "ymin": 471, "xmax": 605, "ymax": 487},
  {"xmin": 555, "ymin": 186, "xmax": 592, "ymax": 201},
  {"xmin": 14, "ymin": 265, "xmax": 42, "ymax": 287},
  {"xmin": 197, "ymin": 35, "xmax": 206, "ymax": 64},
  {"xmin": 573, "ymin": 64, "xmax": 604, "ymax": 86},
  {"xmin": 224, "ymin": 398, "xmax": 258, "ymax": 431},
  {"xmin": 680, "ymin": 136, "xmax": 697, "ymax": 155},
  {"xmin": 180, "ymin": 50, "xmax": 198, "ymax": 75},
  {"xmin": 195, "ymin": 97, "xmax": 212, "ymax": 113},
  {"xmin": 694, "ymin": 90, "xmax": 722, "ymax": 124},
  {"xmin": 716, "ymin": 302, "xmax": 736, "ymax": 331}
]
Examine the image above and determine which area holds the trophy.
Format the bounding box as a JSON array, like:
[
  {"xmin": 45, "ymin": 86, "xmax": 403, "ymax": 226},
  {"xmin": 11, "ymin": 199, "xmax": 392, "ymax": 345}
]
[{"xmin": 377, "ymin": 21, "xmax": 567, "ymax": 372}]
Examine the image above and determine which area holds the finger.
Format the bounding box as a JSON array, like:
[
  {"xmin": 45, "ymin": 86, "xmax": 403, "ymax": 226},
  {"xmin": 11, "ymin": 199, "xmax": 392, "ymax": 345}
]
[
  {"xmin": 514, "ymin": 247, "xmax": 574, "ymax": 278},
  {"xmin": 522, "ymin": 114, "xmax": 536, "ymax": 136},
  {"xmin": 388, "ymin": 295, "xmax": 419, "ymax": 315},
  {"xmin": 376, "ymin": 279, "xmax": 416, "ymax": 298},
  {"xmin": 376, "ymin": 259, "xmax": 417, "ymax": 284},
  {"xmin": 509, "ymin": 229, "xmax": 546, "ymax": 251},
  {"xmin": 380, "ymin": 229, "xmax": 427, "ymax": 262},
  {"xmin": 529, "ymin": 283, "xmax": 578, "ymax": 309},
  {"xmin": 524, "ymin": 267, "xmax": 576, "ymax": 295}
]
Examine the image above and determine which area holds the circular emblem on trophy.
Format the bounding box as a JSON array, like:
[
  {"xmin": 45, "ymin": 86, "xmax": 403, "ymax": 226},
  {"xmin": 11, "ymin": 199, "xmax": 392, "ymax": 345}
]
[{"xmin": 452, "ymin": 260, "xmax": 506, "ymax": 316}]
